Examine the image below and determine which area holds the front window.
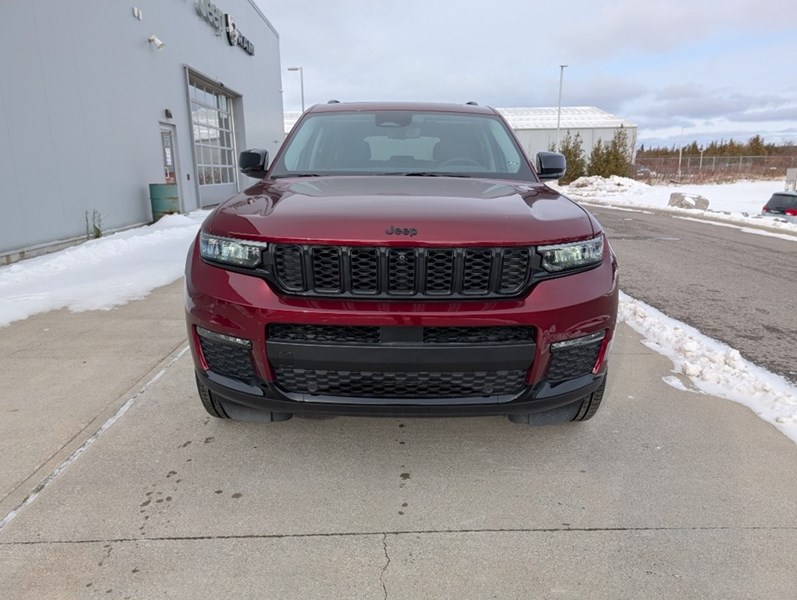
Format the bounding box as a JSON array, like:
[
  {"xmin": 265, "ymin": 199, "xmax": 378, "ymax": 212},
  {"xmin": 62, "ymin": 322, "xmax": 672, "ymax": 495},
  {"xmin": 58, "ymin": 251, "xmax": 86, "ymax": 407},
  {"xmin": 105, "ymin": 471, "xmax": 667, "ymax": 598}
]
[{"xmin": 270, "ymin": 110, "xmax": 535, "ymax": 181}]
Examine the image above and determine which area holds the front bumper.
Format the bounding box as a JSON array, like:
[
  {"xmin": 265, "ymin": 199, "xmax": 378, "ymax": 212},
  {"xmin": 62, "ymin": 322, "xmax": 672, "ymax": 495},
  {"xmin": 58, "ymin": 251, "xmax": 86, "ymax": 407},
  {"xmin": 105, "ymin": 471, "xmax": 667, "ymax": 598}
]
[
  {"xmin": 198, "ymin": 368, "xmax": 607, "ymax": 418},
  {"xmin": 185, "ymin": 238, "xmax": 618, "ymax": 417}
]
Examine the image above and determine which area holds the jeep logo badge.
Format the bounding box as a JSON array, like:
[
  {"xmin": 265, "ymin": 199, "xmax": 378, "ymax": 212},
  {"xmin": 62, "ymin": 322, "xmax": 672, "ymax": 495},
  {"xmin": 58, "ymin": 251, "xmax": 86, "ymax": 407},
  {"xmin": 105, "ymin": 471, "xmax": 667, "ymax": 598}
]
[{"xmin": 386, "ymin": 226, "xmax": 418, "ymax": 237}]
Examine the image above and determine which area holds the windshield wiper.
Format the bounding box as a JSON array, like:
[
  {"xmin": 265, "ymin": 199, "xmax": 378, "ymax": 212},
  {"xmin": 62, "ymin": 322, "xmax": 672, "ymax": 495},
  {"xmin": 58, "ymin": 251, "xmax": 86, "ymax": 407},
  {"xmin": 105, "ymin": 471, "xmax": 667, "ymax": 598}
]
[
  {"xmin": 382, "ymin": 171, "xmax": 472, "ymax": 178},
  {"xmin": 271, "ymin": 173, "xmax": 323, "ymax": 179}
]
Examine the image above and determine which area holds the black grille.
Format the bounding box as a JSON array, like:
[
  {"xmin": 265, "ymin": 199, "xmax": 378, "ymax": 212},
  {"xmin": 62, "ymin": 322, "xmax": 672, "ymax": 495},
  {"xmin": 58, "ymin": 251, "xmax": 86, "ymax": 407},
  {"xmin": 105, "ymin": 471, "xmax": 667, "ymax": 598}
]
[
  {"xmin": 351, "ymin": 248, "xmax": 379, "ymax": 293},
  {"xmin": 269, "ymin": 245, "xmax": 531, "ymax": 299},
  {"xmin": 311, "ymin": 246, "xmax": 342, "ymax": 292},
  {"xmin": 274, "ymin": 368, "xmax": 527, "ymax": 398},
  {"xmin": 547, "ymin": 340, "xmax": 603, "ymax": 381},
  {"xmin": 274, "ymin": 245, "xmax": 304, "ymax": 291},
  {"xmin": 267, "ymin": 324, "xmax": 534, "ymax": 346},
  {"xmin": 500, "ymin": 249, "xmax": 531, "ymax": 292},
  {"xmin": 425, "ymin": 250, "xmax": 455, "ymax": 293},
  {"xmin": 198, "ymin": 337, "xmax": 256, "ymax": 382},
  {"xmin": 269, "ymin": 324, "xmax": 380, "ymax": 344},
  {"xmin": 462, "ymin": 249, "xmax": 492, "ymax": 293},
  {"xmin": 423, "ymin": 326, "xmax": 534, "ymax": 345},
  {"xmin": 388, "ymin": 249, "xmax": 417, "ymax": 294}
]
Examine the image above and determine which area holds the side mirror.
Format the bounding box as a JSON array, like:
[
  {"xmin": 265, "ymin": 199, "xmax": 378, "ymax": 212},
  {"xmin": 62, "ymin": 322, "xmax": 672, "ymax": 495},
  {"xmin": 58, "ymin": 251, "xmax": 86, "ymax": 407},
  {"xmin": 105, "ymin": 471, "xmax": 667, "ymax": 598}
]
[
  {"xmin": 536, "ymin": 151, "xmax": 566, "ymax": 180},
  {"xmin": 239, "ymin": 148, "xmax": 269, "ymax": 179}
]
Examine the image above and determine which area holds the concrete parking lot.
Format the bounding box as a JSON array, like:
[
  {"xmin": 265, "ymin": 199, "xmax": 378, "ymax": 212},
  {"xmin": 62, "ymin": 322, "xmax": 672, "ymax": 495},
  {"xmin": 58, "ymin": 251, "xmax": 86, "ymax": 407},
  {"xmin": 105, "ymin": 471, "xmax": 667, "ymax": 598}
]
[{"xmin": 1, "ymin": 280, "xmax": 796, "ymax": 599}]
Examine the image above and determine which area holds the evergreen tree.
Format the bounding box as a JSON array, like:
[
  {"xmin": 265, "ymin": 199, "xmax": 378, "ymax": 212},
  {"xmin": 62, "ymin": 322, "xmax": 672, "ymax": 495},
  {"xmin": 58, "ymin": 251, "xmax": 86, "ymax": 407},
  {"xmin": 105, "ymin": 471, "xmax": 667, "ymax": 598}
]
[
  {"xmin": 746, "ymin": 135, "xmax": 767, "ymax": 156},
  {"xmin": 685, "ymin": 141, "xmax": 700, "ymax": 156},
  {"xmin": 558, "ymin": 131, "xmax": 587, "ymax": 184},
  {"xmin": 587, "ymin": 140, "xmax": 608, "ymax": 177},
  {"xmin": 605, "ymin": 126, "xmax": 633, "ymax": 177},
  {"xmin": 584, "ymin": 127, "xmax": 633, "ymax": 178}
]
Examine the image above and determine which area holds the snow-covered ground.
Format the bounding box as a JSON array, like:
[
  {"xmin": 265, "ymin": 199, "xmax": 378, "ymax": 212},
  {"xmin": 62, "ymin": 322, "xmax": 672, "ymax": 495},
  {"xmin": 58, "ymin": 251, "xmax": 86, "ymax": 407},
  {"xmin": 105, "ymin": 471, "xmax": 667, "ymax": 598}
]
[
  {"xmin": 0, "ymin": 181, "xmax": 795, "ymax": 444},
  {"xmin": 555, "ymin": 176, "xmax": 797, "ymax": 236},
  {"xmin": 620, "ymin": 293, "xmax": 797, "ymax": 444},
  {"xmin": 0, "ymin": 211, "xmax": 208, "ymax": 328}
]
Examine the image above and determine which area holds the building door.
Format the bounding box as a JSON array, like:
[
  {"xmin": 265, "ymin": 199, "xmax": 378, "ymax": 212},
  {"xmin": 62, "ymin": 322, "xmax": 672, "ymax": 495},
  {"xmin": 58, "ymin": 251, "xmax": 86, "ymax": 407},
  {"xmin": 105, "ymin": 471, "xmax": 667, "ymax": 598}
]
[
  {"xmin": 158, "ymin": 123, "xmax": 184, "ymax": 213},
  {"xmin": 160, "ymin": 126, "xmax": 178, "ymax": 184},
  {"xmin": 188, "ymin": 74, "xmax": 239, "ymax": 207}
]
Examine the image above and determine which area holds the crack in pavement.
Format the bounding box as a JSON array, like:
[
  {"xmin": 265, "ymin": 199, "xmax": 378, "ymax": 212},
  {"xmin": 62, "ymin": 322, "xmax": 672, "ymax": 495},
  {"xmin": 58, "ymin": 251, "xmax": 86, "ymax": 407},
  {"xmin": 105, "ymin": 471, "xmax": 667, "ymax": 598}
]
[
  {"xmin": 379, "ymin": 533, "xmax": 390, "ymax": 600},
  {"xmin": 2, "ymin": 525, "xmax": 795, "ymax": 546}
]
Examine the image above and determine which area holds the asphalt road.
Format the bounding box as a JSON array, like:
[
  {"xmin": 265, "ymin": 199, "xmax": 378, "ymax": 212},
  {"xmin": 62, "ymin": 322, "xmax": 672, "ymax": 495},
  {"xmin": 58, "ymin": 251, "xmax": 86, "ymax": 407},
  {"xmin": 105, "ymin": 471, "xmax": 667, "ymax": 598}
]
[
  {"xmin": 589, "ymin": 206, "xmax": 797, "ymax": 382},
  {"xmin": 1, "ymin": 279, "xmax": 796, "ymax": 598}
]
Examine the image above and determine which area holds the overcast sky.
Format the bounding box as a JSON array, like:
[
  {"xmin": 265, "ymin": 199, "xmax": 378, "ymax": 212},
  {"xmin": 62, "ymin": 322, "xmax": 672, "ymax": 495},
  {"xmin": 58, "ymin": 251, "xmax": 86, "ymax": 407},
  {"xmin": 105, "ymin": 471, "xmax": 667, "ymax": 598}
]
[{"xmin": 258, "ymin": 0, "xmax": 797, "ymax": 147}]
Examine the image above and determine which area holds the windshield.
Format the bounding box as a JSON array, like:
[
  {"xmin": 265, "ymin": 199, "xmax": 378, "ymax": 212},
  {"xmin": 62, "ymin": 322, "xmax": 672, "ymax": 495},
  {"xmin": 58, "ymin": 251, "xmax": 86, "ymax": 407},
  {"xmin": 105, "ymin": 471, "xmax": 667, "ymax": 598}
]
[{"xmin": 270, "ymin": 110, "xmax": 536, "ymax": 181}]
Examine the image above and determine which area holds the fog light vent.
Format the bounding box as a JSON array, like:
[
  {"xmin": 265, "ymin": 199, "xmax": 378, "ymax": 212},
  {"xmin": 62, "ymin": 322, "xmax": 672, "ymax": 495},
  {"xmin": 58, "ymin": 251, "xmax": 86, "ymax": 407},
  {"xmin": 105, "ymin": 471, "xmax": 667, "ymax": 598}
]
[
  {"xmin": 548, "ymin": 331, "xmax": 605, "ymax": 381},
  {"xmin": 196, "ymin": 327, "xmax": 256, "ymax": 382}
]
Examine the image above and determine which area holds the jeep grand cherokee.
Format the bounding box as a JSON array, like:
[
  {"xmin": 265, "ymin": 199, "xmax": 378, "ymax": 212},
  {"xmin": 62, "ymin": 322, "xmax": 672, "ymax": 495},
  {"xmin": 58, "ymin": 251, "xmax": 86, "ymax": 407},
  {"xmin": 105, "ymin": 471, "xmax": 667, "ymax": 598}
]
[{"xmin": 185, "ymin": 102, "xmax": 618, "ymax": 424}]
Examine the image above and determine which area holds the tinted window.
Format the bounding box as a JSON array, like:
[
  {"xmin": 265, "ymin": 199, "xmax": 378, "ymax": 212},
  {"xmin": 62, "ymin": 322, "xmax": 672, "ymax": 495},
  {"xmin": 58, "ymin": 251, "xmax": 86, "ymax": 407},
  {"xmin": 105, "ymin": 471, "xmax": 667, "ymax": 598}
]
[
  {"xmin": 270, "ymin": 111, "xmax": 535, "ymax": 181},
  {"xmin": 766, "ymin": 194, "xmax": 797, "ymax": 210}
]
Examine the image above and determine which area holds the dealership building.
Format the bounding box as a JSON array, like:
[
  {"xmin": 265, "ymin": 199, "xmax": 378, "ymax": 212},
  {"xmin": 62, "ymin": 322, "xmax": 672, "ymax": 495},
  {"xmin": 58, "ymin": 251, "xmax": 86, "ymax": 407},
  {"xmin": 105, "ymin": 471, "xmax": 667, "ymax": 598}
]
[{"xmin": 0, "ymin": 0, "xmax": 284, "ymax": 263}]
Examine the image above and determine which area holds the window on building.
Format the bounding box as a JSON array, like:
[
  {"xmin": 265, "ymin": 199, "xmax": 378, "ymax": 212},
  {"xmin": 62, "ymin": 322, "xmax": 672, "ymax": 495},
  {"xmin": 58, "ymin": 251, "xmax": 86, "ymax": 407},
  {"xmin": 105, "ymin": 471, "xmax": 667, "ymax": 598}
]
[{"xmin": 189, "ymin": 77, "xmax": 236, "ymax": 186}]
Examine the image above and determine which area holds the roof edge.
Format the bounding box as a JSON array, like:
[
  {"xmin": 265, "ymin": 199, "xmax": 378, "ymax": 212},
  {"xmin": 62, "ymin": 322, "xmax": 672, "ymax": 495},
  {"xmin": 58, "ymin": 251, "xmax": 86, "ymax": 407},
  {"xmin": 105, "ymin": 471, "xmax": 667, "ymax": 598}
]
[{"xmin": 244, "ymin": 0, "xmax": 279, "ymax": 37}]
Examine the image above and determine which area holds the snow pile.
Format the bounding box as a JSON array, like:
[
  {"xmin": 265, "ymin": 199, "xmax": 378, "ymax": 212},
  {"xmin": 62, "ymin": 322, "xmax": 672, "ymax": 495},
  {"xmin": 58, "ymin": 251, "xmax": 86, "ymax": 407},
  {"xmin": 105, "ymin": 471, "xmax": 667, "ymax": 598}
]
[
  {"xmin": 0, "ymin": 211, "xmax": 209, "ymax": 327},
  {"xmin": 619, "ymin": 292, "xmax": 797, "ymax": 443},
  {"xmin": 566, "ymin": 175, "xmax": 650, "ymax": 197}
]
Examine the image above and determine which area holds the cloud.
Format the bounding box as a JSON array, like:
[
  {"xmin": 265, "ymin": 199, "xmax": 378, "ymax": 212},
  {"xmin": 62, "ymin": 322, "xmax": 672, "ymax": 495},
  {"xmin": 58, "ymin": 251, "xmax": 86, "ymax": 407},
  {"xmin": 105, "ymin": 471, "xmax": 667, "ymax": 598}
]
[
  {"xmin": 563, "ymin": 78, "xmax": 648, "ymax": 113},
  {"xmin": 727, "ymin": 107, "xmax": 797, "ymax": 123},
  {"xmin": 655, "ymin": 83, "xmax": 705, "ymax": 101},
  {"xmin": 552, "ymin": 0, "xmax": 796, "ymax": 62},
  {"xmin": 260, "ymin": 0, "xmax": 797, "ymax": 145}
]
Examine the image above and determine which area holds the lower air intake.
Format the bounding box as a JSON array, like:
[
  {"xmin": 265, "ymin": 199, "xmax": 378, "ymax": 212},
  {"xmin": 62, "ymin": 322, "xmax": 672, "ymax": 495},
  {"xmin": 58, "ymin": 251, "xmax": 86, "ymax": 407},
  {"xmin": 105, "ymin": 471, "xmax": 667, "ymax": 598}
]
[{"xmin": 274, "ymin": 368, "xmax": 527, "ymax": 398}]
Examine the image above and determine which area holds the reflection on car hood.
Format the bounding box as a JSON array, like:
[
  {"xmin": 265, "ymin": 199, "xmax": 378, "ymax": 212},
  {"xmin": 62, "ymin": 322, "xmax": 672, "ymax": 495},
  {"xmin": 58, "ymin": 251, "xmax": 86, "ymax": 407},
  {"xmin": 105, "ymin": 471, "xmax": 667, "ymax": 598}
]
[{"xmin": 207, "ymin": 176, "xmax": 597, "ymax": 245}]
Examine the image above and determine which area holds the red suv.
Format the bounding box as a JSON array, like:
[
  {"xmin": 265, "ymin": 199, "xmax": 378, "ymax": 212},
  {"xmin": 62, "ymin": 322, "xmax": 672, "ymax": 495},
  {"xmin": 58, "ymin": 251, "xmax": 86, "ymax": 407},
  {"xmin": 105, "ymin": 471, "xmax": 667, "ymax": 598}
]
[{"xmin": 185, "ymin": 102, "xmax": 618, "ymax": 425}]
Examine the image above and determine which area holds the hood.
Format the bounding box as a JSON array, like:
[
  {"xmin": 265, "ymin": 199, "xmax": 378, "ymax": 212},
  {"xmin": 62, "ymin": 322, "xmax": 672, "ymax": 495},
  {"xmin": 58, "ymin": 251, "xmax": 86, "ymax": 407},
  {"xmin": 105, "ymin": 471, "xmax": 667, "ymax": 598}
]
[{"xmin": 207, "ymin": 176, "xmax": 596, "ymax": 246}]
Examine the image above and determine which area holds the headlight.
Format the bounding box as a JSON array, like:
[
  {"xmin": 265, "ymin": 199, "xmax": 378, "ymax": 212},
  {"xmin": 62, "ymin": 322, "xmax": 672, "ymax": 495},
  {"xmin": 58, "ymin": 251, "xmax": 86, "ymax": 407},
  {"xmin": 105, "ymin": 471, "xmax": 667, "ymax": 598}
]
[
  {"xmin": 199, "ymin": 232, "xmax": 268, "ymax": 268},
  {"xmin": 538, "ymin": 235, "xmax": 604, "ymax": 272}
]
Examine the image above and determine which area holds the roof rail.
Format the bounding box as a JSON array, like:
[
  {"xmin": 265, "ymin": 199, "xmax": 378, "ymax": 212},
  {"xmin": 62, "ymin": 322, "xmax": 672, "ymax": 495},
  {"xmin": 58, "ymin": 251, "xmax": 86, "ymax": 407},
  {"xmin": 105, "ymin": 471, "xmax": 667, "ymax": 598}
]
[
  {"xmin": 465, "ymin": 101, "xmax": 479, "ymax": 106},
  {"xmin": 327, "ymin": 99, "xmax": 341, "ymax": 104}
]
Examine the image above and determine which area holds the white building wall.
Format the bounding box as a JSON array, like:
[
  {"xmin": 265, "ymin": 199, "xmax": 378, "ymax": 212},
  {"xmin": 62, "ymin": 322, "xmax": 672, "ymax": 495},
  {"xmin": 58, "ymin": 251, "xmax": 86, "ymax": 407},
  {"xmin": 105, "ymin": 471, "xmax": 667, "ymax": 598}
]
[
  {"xmin": 514, "ymin": 127, "xmax": 638, "ymax": 162},
  {"xmin": 0, "ymin": 0, "xmax": 284, "ymax": 256},
  {"xmin": 497, "ymin": 107, "xmax": 638, "ymax": 165}
]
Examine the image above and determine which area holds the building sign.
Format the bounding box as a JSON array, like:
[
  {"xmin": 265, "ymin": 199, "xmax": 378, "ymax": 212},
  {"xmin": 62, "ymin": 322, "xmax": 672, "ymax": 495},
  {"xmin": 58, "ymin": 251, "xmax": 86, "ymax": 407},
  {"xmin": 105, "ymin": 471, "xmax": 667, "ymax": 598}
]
[{"xmin": 194, "ymin": 0, "xmax": 255, "ymax": 55}]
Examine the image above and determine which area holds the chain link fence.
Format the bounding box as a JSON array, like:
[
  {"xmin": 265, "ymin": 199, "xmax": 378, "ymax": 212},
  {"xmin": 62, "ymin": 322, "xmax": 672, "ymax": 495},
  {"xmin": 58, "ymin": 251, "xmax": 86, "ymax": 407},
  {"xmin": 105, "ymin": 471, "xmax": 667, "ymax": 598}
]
[{"xmin": 634, "ymin": 155, "xmax": 797, "ymax": 182}]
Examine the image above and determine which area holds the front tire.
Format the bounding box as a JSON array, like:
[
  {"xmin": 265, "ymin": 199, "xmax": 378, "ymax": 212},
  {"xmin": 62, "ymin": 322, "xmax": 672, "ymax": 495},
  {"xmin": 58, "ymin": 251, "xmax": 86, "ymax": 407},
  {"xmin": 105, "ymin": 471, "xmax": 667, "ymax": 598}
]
[
  {"xmin": 572, "ymin": 377, "xmax": 606, "ymax": 421},
  {"xmin": 195, "ymin": 373, "xmax": 229, "ymax": 419},
  {"xmin": 194, "ymin": 372, "xmax": 293, "ymax": 423}
]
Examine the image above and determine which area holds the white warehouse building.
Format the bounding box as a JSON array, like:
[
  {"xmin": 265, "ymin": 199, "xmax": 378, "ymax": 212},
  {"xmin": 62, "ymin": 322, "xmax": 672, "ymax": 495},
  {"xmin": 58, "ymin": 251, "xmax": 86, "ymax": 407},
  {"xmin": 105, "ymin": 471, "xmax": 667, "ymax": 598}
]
[
  {"xmin": 0, "ymin": 0, "xmax": 285, "ymax": 263},
  {"xmin": 497, "ymin": 106, "xmax": 637, "ymax": 161}
]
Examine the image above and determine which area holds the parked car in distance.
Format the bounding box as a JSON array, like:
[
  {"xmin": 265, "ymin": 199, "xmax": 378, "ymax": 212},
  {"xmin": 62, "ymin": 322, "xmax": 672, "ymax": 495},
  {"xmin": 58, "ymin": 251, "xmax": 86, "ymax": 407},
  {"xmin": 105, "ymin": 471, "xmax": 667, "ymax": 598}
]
[
  {"xmin": 185, "ymin": 102, "xmax": 619, "ymax": 425},
  {"xmin": 761, "ymin": 191, "xmax": 797, "ymax": 223}
]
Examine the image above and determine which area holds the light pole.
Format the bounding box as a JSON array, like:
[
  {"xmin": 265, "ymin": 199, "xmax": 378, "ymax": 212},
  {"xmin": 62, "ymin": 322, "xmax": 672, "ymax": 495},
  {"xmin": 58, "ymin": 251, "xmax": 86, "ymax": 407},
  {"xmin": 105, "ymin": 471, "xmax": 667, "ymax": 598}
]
[
  {"xmin": 555, "ymin": 64, "xmax": 567, "ymax": 151},
  {"xmin": 677, "ymin": 127, "xmax": 685, "ymax": 179},
  {"xmin": 287, "ymin": 66, "xmax": 304, "ymax": 112}
]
